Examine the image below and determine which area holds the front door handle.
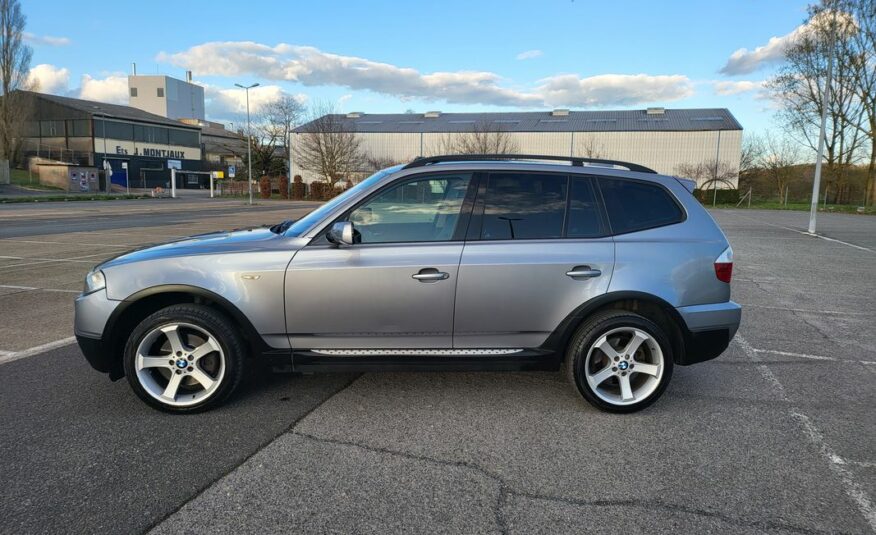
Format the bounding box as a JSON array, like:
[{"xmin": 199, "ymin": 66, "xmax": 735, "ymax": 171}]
[
  {"xmin": 412, "ymin": 268, "xmax": 449, "ymax": 282},
  {"xmin": 566, "ymin": 266, "xmax": 602, "ymax": 279}
]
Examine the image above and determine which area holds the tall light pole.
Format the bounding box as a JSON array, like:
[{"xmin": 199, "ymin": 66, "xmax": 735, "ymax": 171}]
[
  {"xmin": 235, "ymin": 83, "xmax": 259, "ymax": 205},
  {"xmin": 808, "ymin": 14, "xmax": 837, "ymax": 234}
]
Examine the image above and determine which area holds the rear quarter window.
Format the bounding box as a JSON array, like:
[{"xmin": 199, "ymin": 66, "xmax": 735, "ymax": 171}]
[{"xmin": 599, "ymin": 177, "xmax": 684, "ymax": 235}]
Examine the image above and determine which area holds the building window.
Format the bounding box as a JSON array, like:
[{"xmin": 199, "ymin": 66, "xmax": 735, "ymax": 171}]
[
  {"xmin": 39, "ymin": 120, "xmax": 65, "ymax": 137},
  {"xmin": 157, "ymin": 88, "xmax": 164, "ymax": 98},
  {"xmin": 168, "ymin": 128, "xmax": 200, "ymax": 147},
  {"xmin": 130, "ymin": 87, "xmax": 138, "ymax": 97}
]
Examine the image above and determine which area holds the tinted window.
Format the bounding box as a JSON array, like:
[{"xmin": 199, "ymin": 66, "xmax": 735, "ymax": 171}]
[
  {"xmin": 348, "ymin": 174, "xmax": 472, "ymax": 243},
  {"xmin": 168, "ymin": 129, "xmax": 199, "ymax": 147},
  {"xmin": 95, "ymin": 120, "xmax": 134, "ymax": 141},
  {"xmin": 481, "ymin": 173, "xmax": 567, "ymax": 240},
  {"xmin": 566, "ymin": 177, "xmax": 605, "ymax": 238},
  {"xmin": 599, "ymin": 178, "xmax": 683, "ymax": 234}
]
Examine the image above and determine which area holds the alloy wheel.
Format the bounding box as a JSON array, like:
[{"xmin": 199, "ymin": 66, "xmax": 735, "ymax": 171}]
[
  {"xmin": 584, "ymin": 326, "xmax": 664, "ymax": 406},
  {"xmin": 134, "ymin": 322, "xmax": 225, "ymax": 407}
]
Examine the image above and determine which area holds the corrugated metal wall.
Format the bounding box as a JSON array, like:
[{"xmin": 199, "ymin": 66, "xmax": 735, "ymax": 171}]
[{"xmin": 291, "ymin": 129, "xmax": 742, "ymax": 188}]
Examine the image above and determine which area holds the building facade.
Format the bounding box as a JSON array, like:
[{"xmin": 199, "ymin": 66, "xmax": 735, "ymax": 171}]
[
  {"xmin": 291, "ymin": 108, "xmax": 743, "ymax": 188},
  {"xmin": 128, "ymin": 73, "xmax": 205, "ymax": 121},
  {"xmin": 19, "ymin": 91, "xmax": 202, "ymax": 189}
]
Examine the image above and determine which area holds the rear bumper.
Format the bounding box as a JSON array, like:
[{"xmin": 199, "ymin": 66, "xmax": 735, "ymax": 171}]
[{"xmin": 675, "ymin": 301, "xmax": 741, "ymax": 365}]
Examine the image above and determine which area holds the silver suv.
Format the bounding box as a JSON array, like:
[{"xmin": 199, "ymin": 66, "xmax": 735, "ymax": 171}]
[{"xmin": 74, "ymin": 155, "xmax": 740, "ymax": 413}]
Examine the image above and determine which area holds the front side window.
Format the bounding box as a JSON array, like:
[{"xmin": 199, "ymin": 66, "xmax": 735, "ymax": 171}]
[
  {"xmin": 480, "ymin": 173, "xmax": 567, "ymax": 240},
  {"xmin": 348, "ymin": 174, "xmax": 472, "ymax": 244},
  {"xmin": 599, "ymin": 177, "xmax": 684, "ymax": 234}
]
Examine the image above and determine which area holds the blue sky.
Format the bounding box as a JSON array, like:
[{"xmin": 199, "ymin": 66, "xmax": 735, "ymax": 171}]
[{"xmin": 24, "ymin": 0, "xmax": 812, "ymax": 135}]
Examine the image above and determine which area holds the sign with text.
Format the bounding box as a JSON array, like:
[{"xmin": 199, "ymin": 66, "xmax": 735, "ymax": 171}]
[{"xmin": 94, "ymin": 139, "xmax": 201, "ymax": 161}]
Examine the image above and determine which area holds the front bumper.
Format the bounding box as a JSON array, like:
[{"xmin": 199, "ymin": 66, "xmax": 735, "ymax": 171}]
[
  {"xmin": 675, "ymin": 301, "xmax": 741, "ymax": 365},
  {"xmin": 74, "ymin": 289, "xmax": 121, "ymax": 376}
]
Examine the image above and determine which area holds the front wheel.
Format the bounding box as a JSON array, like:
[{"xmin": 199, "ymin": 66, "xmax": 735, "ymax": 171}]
[
  {"xmin": 123, "ymin": 304, "xmax": 246, "ymax": 413},
  {"xmin": 565, "ymin": 311, "xmax": 674, "ymax": 413}
]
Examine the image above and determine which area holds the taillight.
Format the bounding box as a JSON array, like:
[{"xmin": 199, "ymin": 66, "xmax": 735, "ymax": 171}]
[{"xmin": 714, "ymin": 246, "xmax": 733, "ymax": 283}]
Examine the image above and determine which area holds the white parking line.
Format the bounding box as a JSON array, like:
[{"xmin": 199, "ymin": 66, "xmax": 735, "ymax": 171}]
[
  {"xmin": 736, "ymin": 335, "xmax": 876, "ymax": 531},
  {"xmin": 0, "ymin": 337, "xmax": 77, "ymax": 366},
  {"xmin": 0, "ymin": 284, "xmax": 80, "ymax": 294},
  {"xmin": 751, "ymin": 347, "xmax": 875, "ymax": 365},
  {"xmin": 785, "ymin": 228, "xmax": 874, "ymax": 253},
  {"xmin": 0, "ymin": 238, "xmax": 135, "ymax": 248}
]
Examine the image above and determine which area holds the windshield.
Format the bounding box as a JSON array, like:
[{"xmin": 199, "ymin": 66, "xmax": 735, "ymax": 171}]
[{"xmin": 283, "ymin": 165, "xmax": 404, "ymax": 237}]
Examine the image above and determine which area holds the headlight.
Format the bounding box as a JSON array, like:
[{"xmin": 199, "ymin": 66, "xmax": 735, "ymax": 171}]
[{"xmin": 83, "ymin": 270, "xmax": 106, "ymax": 294}]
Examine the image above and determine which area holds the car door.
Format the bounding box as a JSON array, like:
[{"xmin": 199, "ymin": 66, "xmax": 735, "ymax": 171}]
[
  {"xmin": 453, "ymin": 171, "xmax": 614, "ymax": 349},
  {"xmin": 286, "ymin": 172, "xmax": 475, "ymax": 350}
]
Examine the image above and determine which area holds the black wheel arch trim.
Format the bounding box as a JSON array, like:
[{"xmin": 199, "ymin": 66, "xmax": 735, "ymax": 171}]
[
  {"xmin": 538, "ymin": 290, "xmax": 695, "ymax": 364},
  {"xmin": 100, "ymin": 285, "xmax": 271, "ymax": 378}
]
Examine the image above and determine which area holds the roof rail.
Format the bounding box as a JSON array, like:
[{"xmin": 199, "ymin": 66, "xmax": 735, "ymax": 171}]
[{"xmin": 402, "ymin": 154, "xmax": 657, "ymax": 174}]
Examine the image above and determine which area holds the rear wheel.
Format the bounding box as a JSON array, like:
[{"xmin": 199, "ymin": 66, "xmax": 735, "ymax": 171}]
[
  {"xmin": 565, "ymin": 311, "xmax": 673, "ymax": 413},
  {"xmin": 123, "ymin": 304, "xmax": 246, "ymax": 413}
]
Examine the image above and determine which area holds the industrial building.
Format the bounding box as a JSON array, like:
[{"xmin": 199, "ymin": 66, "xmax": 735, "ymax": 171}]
[
  {"xmin": 18, "ymin": 71, "xmax": 245, "ymax": 189},
  {"xmin": 128, "ymin": 71, "xmax": 205, "ymax": 121},
  {"xmin": 19, "ymin": 91, "xmax": 202, "ymax": 189},
  {"xmin": 291, "ymin": 108, "xmax": 742, "ymax": 188}
]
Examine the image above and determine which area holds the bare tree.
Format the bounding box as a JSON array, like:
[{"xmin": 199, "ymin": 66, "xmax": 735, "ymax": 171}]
[
  {"xmin": 435, "ymin": 120, "xmax": 519, "ymax": 155},
  {"xmin": 576, "ymin": 134, "xmax": 605, "ymax": 158},
  {"xmin": 768, "ymin": 3, "xmax": 867, "ymax": 203},
  {"xmin": 761, "ymin": 131, "xmax": 803, "ymax": 200},
  {"xmin": 836, "ymin": 0, "xmax": 875, "ymax": 204},
  {"xmin": 674, "ymin": 161, "xmax": 739, "ymax": 190},
  {"xmin": 293, "ymin": 103, "xmax": 363, "ymax": 187},
  {"xmin": 0, "ymin": 0, "xmax": 32, "ymax": 162},
  {"xmin": 363, "ymin": 154, "xmax": 402, "ymax": 172},
  {"xmin": 261, "ymin": 95, "xmax": 304, "ymax": 176}
]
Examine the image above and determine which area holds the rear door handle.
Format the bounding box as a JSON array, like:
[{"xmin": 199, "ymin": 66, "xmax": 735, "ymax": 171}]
[
  {"xmin": 412, "ymin": 268, "xmax": 449, "ymax": 282},
  {"xmin": 566, "ymin": 266, "xmax": 602, "ymax": 279}
]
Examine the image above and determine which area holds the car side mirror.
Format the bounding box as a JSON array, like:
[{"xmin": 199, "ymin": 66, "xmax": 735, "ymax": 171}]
[{"xmin": 327, "ymin": 221, "xmax": 354, "ymax": 247}]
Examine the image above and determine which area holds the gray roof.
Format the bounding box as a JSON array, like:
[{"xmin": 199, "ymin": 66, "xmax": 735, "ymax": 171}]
[
  {"xmin": 22, "ymin": 91, "xmax": 199, "ymax": 129},
  {"xmin": 294, "ymin": 108, "xmax": 742, "ymax": 134}
]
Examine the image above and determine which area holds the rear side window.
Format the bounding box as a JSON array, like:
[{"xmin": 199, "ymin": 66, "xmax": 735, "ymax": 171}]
[
  {"xmin": 599, "ymin": 178, "xmax": 684, "ymax": 234},
  {"xmin": 481, "ymin": 173, "xmax": 567, "ymax": 240}
]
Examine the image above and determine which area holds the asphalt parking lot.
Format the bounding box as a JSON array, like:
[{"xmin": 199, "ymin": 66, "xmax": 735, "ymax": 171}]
[{"xmin": 0, "ymin": 198, "xmax": 874, "ymax": 534}]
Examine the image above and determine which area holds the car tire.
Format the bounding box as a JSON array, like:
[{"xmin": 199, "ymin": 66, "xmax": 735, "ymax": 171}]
[
  {"xmin": 565, "ymin": 310, "xmax": 674, "ymax": 413},
  {"xmin": 123, "ymin": 304, "xmax": 246, "ymax": 413}
]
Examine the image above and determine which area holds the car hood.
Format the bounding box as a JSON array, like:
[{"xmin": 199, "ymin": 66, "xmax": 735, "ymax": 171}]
[{"xmin": 98, "ymin": 227, "xmax": 300, "ymax": 269}]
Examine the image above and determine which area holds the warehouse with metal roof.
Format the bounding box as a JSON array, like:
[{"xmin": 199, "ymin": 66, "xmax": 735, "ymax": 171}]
[{"xmin": 291, "ymin": 107, "xmax": 742, "ymax": 188}]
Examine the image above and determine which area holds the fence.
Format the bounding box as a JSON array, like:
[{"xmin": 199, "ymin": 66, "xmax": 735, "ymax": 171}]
[
  {"xmin": 19, "ymin": 140, "xmax": 91, "ymax": 166},
  {"xmin": 217, "ymin": 176, "xmax": 349, "ymax": 201}
]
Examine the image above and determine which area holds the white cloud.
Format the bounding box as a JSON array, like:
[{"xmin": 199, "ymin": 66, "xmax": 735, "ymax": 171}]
[
  {"xmin": 516, "ymin": 49, "xmax": 543, "ymax": 60},
  {"xmin": 158, "ymin": 41, "xmax": 693, "ymax": 108},
  {"xmin": 158, "ymin": 42, "xmax": 541, "ymax": 107},
  {"xmin": 713, "ymin": 80, "xmax": 764, "ymax": 96},
  {"xmin": 23, "ymin": 32, "xmax": 71, "ymax": 46},
  {"xmin": 27, "ymin": 64, "xmax": 70, "ymax": 94},
  {"xmin": 538, "ymin": 74, "xmax": 694, "ymax": 107},
  {"xmin": 79, "ymin": 73, "xmax": 128, "ymax": 104},
  {"xmin": 201, "ymin": 83, "xmax": 306, "ymax": 122},
  {"xmin": 719, "ymin": 11, "xmax": 854, "ymax": 75}
]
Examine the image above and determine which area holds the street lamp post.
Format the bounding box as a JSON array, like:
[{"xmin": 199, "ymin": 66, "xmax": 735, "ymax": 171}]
[
  {"xmin": 808, "ymin": 13, "xmax": 837, "ymax": 234},
  {"xmin": 235, "ymin": 83, "xmax": 260, "ymax": 205}
]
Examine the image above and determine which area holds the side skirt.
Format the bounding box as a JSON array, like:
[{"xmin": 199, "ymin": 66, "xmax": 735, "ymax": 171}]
[{"xmin": 285, "ymin": 349, "xmax": 562, "ymax": 373}]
